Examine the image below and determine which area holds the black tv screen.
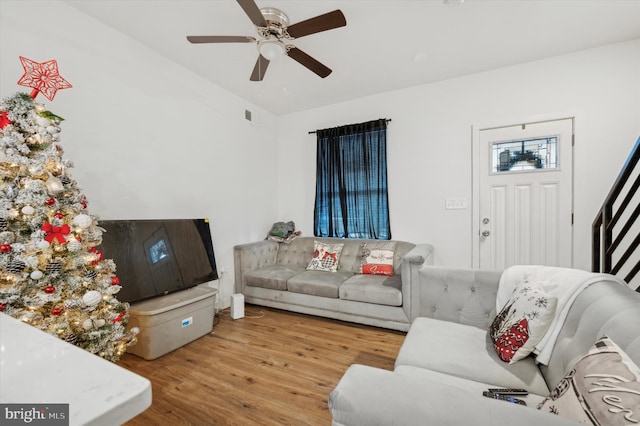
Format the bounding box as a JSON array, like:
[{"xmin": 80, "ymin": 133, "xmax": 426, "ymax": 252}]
[{"xmin": 98, "ymin": 218, "xmax": 218, "ymax": 304}]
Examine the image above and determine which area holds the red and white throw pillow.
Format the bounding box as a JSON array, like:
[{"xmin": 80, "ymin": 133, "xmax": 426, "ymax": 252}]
[
  {"xmin": 489, "ymin": 278, "xmax": 557, "ymax": 364},
  {"xmin": 359, "ymin": 241, "xmax": 395, "ymax": 276},
  {"xmin": 306, "ymin": 241, "xmax": 344, "ymax": 272}
]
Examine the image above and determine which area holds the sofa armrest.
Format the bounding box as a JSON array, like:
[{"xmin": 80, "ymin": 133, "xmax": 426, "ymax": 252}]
[
  {"xmin": 410, "ymin": 265, "xmax": 502, "ymax": 329},
  {"xmin": 233, "ymin": 240, "xmax": 279, "ymax": 293},
  {"xmin": 329, "ymin": 364, "xmax": 579, "ymax": 426},
  {"xmin": 403, "ymin": 243, "xmax": 434, "ymax": 266},
  {"xmin": 400, "ymin": 244, "xmax": 433, "ymax": 320}
]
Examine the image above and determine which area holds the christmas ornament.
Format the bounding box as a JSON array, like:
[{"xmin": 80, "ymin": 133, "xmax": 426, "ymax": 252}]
[
  {"xmin": 63, "ymin": 333, "xmax": 78, "ymax": 344},
  {"xmin": 44, "ymin": 285, "xmax": 56, "ymax": 294},
  {"xmin": 16, "ymin": 56, "xmax": 72, "ymax": 101},
  {"xmin": 0, "ymin": 303, "xmax": 4, "ymax": 311},
  {"xmin": 113, "ymin": 311, "xmax": 127, "ymax": 323},
  {"xmin": 21, "ymin": 205, "xmax": 35, "ymax": 215},
  {"xmin": 84, "ymin": 230, "xmax": 101, "ymax": 244},
  {"xmin": 84, "ymin": 270, "xmax": 97, "ymax": 280},
  {"xmin": 111, "ymin": 276, "xmax": 120, "ymax": 286},
  {"xmin": 42, "ymin": 222, "xmax": 70, "ymax": 244},
  {"xmin": 30, "ymin": 270, "xmax": 44, "ymax": 280},
  {"xmin": 63, "ymin": 298, "xmax": 83, "ymax": 310},
  {"xmin": 24, "ymin": 256, "xmax": 39, "ymax": 268},
  {"xmin": 36, "ymin": 116, "xmax": 50, "ymax": 127},
  {"xmin": 82, "ymin": 318, "xmax": 94, "ymax": 330},
  {"xmin": 89, "ymin": 247, "xmax": 103, "ymax": 265},
  {"xmin": 5, "ymin": 182, "xmax": 19, "ymax": 200},
  {"xmin": 50, "ymin": 306, "xmax": 63, "ymax": 316},
  {"xmin": 45, "ymin": 198, "xmax": 56, "ymax": 206},
  {"xmin": 0, "ymin": 111, "xmax": 11, "ymax": 129},
  {"xmin": 46, "ymin": 261, "xmax": 63, "ymax": 273},
  {"xmin": 37, "ymin": 240, "xmax": 50, "ymax": 249},
  {"xmin": 7, "ymin": 260, "xmax": 26, "ymax": 273},
  {"xmin": 46, "ymin": 175, "xmax": 64, "ymax": 194},
  {"xmin": 105, "ymin": 285, "xmax": 121, "ymax": 295},
  {"xmin": 54, "ymin": 212, "xmax": 64, "ymax": 219},
  {"xmin": 0, "ymin": 218, "xmax": 7, "ymax": 230},
  {"xmin": 0, "ymin": 244, "xmax": 12, "ymax": 252},
  {"xmin": 95, "ymin": 319, "xmax": 106, "ymax": 328},
  {"xmin": 72, "ymin": 214, "xmax": 92, "ymax": 229},
  {"xmin": 82, "ymin": 290, "xmax": 101, "ymax": 306},
  {"xmin": 67, "ymin": 240, "xmax": 82, "ymax": 252},
  {"xmin": 60, "ymin": 176, "xmax": 72, "ymax": 186}
]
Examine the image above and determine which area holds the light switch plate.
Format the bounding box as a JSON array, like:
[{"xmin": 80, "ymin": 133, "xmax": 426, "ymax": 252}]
[{"xmin": 445, "ymin": 198, "xmax": 467, "ymax": 210}]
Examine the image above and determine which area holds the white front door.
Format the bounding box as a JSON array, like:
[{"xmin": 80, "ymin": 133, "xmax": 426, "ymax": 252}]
[{"xmin": 475, "ymin": 118, "xmax": 574, "ymax": 270}]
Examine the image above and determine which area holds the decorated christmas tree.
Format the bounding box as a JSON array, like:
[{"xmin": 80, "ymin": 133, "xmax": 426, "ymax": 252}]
[{"xmin": 0, "ymin": 57, "xmax": 138, "ymax": 362}]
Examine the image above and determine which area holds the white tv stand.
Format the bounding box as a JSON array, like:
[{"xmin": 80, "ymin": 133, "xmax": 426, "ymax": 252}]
[{"xmin": 126, "ymin": 284, "xmax": 217, "ymax": 360}]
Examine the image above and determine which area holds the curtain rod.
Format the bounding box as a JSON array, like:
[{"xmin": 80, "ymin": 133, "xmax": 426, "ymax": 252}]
[{"xmin": 308, "ymin": 118, "xmax": 392, "ymax": 134}]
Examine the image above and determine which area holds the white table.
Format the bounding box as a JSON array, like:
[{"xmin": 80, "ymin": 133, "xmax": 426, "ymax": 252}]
[{"xmin": 0, "ymin": 313, "xmax": 151, "ymax": 425}]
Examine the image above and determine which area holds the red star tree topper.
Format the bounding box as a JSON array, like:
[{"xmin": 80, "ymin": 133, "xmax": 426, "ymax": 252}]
[{"xmin": 17, "ymin": 56, "xmax": 72, "ymax": 101}]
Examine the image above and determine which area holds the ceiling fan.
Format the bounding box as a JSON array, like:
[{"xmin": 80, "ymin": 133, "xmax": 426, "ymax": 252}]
[{"xmin": 187, "ymin": 0, "xmax": 347, "ymax": 81}]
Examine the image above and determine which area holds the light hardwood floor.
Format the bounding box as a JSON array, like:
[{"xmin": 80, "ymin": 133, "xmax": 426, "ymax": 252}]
[{"xmin": 119, "ymin": 305, "xmax": 406, "ymax": 425}]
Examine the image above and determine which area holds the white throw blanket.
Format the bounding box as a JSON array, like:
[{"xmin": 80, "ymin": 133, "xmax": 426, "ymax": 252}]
[{"xmin": 497, "ymin": 265, "xmax": 627, "ymax": 365}]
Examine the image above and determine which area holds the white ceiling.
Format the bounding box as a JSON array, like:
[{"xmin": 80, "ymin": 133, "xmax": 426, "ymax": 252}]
[{"xmin": 63, "ymin": 0, "xmax": 640, "ymax": 116}]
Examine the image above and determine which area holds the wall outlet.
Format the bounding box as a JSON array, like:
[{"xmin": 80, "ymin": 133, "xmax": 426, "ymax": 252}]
[{"xmin": 445, "ymin": 198, "xmax": 467, "ymax": 210}]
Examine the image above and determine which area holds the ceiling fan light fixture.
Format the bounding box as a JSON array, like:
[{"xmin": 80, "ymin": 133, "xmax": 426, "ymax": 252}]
[{"xmin": 259, "ymin": 40, "xmax": 285, "ymax": 60}]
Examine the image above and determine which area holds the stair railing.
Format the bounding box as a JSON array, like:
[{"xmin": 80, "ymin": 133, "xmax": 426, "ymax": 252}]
[{"xmin": 592, "ymin": 136, "xmax": 640, "ymax": 291}]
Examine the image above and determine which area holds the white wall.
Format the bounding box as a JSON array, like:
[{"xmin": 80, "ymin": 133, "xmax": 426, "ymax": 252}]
[
  {"xmin": 2, "ymin": 0, "xmax": 639, "ymax": 302},
  {"xmin": 277, "ymin": 39, "xmax": 640, "ymax": 270},
  {"xmin": 0, "ymin": 0, "xmax": 279, "ymax": 308}
]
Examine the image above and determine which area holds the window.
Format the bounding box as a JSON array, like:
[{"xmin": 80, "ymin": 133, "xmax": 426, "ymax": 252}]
[
  {"xmin": 313, "ymin": 119, "xmax": 391, "ymax": 239},
  {"xmin": 491, "ymin": 136, "xmax": 559, "ymax": 173}
]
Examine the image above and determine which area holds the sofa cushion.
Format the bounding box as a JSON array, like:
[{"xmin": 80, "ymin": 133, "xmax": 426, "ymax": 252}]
[
  {"xmin": 244, "ymin": 265, "xmax": 304, "ymax": 290},
  {"xmin": 359, "ymin": 241, "xmax": 395, "ymax": 276},
  {"xmin": 490, "ymin": 279, "xmax": 558, "ymax": 364},
  {"xmin": 394, "ymin": 365, "xmax": 548, "ymax": 408},
  {"xmin": 339, "ymin": 274, "xmax": 402, "ymax": 306},
  {"xmin": 330, "ymin": 364, "xmax": 578, "ymax": 426},
  {"xmin": 538, "ymin": 335, "xmax": 640, "ymax": 424},
  {"xmin": 287, "ymin": 270, "xmax": 353, "ymax": 298},
  {"xmin": 395, "ymin": 317, "xmax": 550, "ymax": 396},
  {"xmin": 306, "ymin": 241, "xmax": 344, "ymax": 272}
]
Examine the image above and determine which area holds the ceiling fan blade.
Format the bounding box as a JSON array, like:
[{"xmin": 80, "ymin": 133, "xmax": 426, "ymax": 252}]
[
  {"xmin": 287, "ymin": 47, "xmax": 332, "ymax": 78},
  {"xmin": 250, "ymin": 55, "xmax": 270, "ymax": 81},
  {"xmin": 236, "ymin": 0, "xmax": 267, "ymax": 27},
  {"xmin": 187, "ymin": 35, "xmax": 256, "ymax": 44},
  {"xmin": 286, "ymin": 10, "xmax": 346, "ymax": 39}
]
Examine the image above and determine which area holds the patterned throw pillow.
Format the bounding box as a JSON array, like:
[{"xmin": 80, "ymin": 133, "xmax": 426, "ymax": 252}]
[
  {"xmin": 538, "ymin": 336, "xmax": 640, "ymax": 425},
  {"xmin": 306, "ymin": 241, "xmax": 344, "ymax": 272},
  {"xmin": 359, "ymin": 241, "xmax": 395, "ymax": 276},
  {"xmin": 489, "ymin": 279, "xmax": 557, "ymax": 364}
]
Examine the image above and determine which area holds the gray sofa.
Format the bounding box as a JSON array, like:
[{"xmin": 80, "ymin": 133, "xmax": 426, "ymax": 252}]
[
  {"xmin": 233, "ymin": 237, "xmax": 433, "ymax": 331},
  {"xmin": 329, "ymin": 265, "xmax": 640, "ymax": 425}
]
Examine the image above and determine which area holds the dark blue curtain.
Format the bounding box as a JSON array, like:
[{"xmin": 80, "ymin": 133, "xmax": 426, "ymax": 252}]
[{"xmin": 313, "ymin": 119, "xmax": 391, "ymax": 239}]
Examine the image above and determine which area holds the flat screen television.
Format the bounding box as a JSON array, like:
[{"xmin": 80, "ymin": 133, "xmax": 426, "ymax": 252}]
[{"xmin": 98, "ymin": 218, "xmax": 218, "ymax": 304}]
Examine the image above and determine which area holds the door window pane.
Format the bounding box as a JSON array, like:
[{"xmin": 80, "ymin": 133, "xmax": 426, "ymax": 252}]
[{"xmin": 491, "ymin": 136, "xmax": 558, "ymax": 173}]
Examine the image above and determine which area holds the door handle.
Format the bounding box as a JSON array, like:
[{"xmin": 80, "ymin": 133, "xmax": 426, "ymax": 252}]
[{"xmin": 482, "ymin": 230, "xmax": 490, "ymax": 237}]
